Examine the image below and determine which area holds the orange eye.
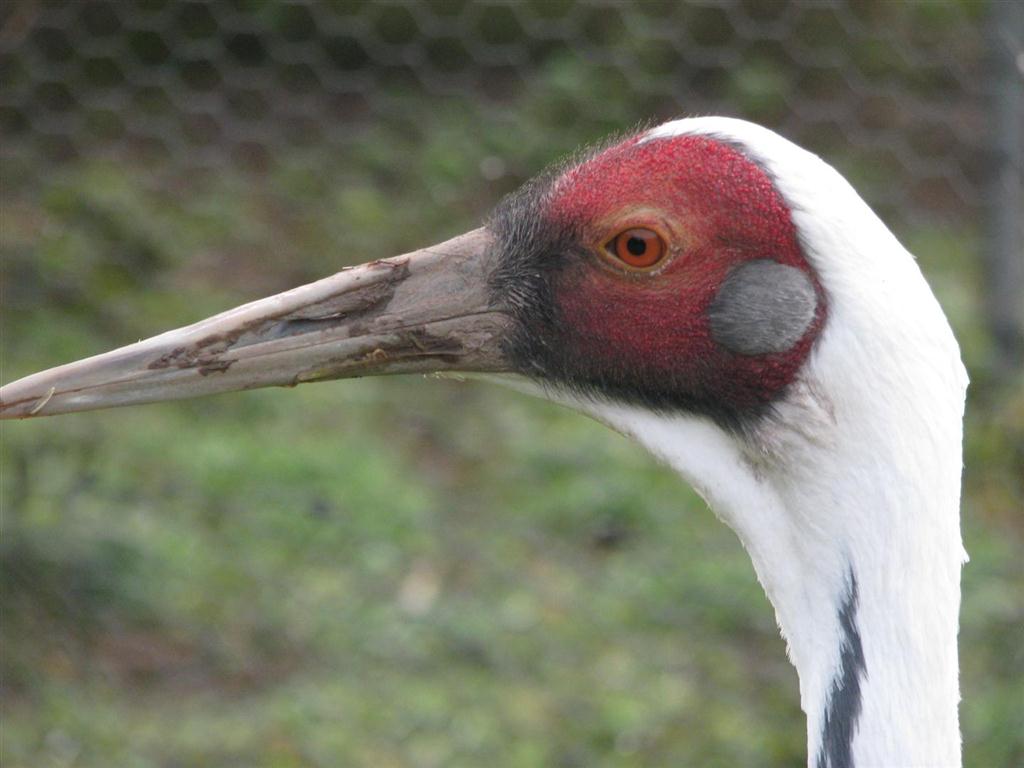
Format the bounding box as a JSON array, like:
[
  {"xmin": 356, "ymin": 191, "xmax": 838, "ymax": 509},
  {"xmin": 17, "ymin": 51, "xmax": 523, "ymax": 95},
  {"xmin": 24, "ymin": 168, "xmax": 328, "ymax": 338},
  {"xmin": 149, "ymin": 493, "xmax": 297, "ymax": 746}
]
[{"xmin": 606, "ymin": 228, "xmax": 666, "ymax": 269}]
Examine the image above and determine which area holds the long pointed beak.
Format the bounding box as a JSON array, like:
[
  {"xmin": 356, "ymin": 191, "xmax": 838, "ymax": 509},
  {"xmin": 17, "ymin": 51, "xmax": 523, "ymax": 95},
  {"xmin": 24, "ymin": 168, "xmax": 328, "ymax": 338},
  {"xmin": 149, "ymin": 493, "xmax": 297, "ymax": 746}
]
[{"xmin": 1, "ymin": 229, "xmax": 510, "ymax": 419}]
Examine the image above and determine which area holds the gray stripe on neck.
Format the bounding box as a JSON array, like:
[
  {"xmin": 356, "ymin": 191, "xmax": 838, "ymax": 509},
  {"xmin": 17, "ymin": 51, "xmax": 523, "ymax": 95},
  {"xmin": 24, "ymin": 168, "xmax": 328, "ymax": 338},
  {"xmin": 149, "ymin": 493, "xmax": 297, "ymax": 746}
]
[{"xmin": 816, "ymin": 571, "xmax": 866, "ymax": 768}]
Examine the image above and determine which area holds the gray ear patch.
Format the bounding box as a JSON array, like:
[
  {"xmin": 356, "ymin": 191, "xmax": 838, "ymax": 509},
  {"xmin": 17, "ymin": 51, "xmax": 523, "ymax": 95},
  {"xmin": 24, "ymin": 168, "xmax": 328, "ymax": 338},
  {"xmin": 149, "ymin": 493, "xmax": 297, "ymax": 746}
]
[{"xmin": 708, "ymin": 260, "xmax": 818, "ymax": 356}]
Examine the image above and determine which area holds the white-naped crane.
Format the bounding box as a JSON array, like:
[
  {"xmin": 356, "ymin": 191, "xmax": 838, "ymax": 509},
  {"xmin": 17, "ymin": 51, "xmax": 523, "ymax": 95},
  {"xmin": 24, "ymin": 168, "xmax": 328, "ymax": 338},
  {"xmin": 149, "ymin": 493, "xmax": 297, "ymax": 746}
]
[{"xmin": 1, "ymin": 118, "xmax": 968, "ymax": 768}]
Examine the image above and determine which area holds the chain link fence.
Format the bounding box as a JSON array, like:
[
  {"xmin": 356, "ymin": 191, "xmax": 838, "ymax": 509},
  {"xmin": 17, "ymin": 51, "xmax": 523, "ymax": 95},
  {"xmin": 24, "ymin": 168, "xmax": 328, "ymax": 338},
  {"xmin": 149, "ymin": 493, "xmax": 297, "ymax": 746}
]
[{"xmin": 1, "ymin": 0, "xmax": 1021, "ymax": 353}]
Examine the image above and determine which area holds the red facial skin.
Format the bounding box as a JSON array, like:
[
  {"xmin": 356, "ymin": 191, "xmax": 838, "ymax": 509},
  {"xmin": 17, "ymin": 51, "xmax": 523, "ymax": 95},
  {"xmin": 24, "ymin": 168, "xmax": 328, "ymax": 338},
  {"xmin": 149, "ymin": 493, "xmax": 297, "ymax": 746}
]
[{"xmin": 546, "ymin": 134, "xmax": 825, "ymax": 414}]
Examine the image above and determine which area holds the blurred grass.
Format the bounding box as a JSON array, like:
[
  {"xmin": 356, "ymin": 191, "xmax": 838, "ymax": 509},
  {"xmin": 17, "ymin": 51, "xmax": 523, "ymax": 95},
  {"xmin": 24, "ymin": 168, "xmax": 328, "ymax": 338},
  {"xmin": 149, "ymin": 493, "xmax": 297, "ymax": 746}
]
[{"xmin": 2, "ymin": 77, "xmax": 1023, "ymax": 768}]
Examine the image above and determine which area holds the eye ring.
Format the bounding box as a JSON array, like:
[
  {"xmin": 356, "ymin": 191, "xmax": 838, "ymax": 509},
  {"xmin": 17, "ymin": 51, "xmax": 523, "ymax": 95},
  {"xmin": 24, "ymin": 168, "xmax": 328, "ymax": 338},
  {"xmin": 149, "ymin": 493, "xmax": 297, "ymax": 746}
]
[{"xmin": 604, "ymin": 227, "xmax": 667, "ymax": 269}]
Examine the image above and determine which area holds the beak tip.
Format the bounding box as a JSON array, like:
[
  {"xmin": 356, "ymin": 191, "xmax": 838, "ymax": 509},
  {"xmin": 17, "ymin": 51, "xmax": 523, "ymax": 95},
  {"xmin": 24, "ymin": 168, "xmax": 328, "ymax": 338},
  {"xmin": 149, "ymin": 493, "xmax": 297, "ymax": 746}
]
[{"xmin": 1, "ymin": 380, "xmax": 57, "ymax": 419}]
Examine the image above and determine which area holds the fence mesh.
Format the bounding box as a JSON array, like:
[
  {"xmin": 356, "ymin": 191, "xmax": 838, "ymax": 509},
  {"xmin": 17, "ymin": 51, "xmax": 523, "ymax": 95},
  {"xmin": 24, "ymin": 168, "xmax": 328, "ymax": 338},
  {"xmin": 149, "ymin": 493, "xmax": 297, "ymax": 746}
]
[{"xmin": 0, "ymin": 0, "xmax": 1009, "ymax": 236}]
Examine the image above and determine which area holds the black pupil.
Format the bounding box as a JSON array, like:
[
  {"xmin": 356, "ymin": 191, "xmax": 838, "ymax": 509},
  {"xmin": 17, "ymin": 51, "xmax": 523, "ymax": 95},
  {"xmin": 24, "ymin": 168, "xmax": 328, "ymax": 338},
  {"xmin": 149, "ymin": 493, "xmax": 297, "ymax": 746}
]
[{"xmin": 626, "ymin": 236, "xmax": 647, "ymax": 256}]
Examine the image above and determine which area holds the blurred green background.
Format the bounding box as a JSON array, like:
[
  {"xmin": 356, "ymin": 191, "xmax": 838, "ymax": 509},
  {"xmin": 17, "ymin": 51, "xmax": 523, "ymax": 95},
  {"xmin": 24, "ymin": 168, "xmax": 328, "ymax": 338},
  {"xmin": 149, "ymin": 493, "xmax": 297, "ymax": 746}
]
[{"xmin": 1, "ymin": 2, "xmax": 1022, "ymax": 766}]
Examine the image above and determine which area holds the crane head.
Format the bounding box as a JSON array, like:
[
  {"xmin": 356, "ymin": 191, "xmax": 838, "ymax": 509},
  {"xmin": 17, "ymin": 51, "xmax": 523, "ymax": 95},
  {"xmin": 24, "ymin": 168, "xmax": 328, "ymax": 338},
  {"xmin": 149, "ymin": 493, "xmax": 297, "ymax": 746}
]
[{"xmin": 1, "ymin": 124, "xmax": 825, "ymax": 427}]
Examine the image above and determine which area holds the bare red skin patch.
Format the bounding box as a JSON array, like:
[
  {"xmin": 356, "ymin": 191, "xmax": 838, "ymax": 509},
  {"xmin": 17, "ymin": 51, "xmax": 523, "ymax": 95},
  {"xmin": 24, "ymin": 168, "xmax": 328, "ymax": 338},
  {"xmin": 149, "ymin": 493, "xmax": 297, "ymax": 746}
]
[{"xmin": 546, "ymin": 134, "xmax": 825, "ymax": 413}]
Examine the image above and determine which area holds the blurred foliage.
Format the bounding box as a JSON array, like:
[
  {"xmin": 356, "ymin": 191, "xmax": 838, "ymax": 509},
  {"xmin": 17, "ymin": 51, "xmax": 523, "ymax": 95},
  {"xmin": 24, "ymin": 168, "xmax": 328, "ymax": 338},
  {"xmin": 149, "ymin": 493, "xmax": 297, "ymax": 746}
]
[{"xmin": 2, "ymin": 2, "xmax": 1022, "ymax": 767}]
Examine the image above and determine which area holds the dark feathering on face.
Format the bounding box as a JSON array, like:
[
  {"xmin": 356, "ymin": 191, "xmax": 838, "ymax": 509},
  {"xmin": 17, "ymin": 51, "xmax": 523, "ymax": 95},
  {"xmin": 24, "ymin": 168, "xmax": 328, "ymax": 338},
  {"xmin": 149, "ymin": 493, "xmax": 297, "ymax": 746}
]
[{"xmin": 488, "ymin": 130, "xmax": 826, "ymax": 431}]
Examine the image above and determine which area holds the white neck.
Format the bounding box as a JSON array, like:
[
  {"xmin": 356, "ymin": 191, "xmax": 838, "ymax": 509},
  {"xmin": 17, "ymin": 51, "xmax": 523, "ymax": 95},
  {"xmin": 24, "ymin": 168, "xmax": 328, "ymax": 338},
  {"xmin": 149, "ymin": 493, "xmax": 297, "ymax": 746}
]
[
  {"xmin": 506, "ymin": 328, "xmax": 966, "ymax": 767},
  {"xmin": 581, "ymin": 382, "xmax": 965, "ymax": 767}
]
